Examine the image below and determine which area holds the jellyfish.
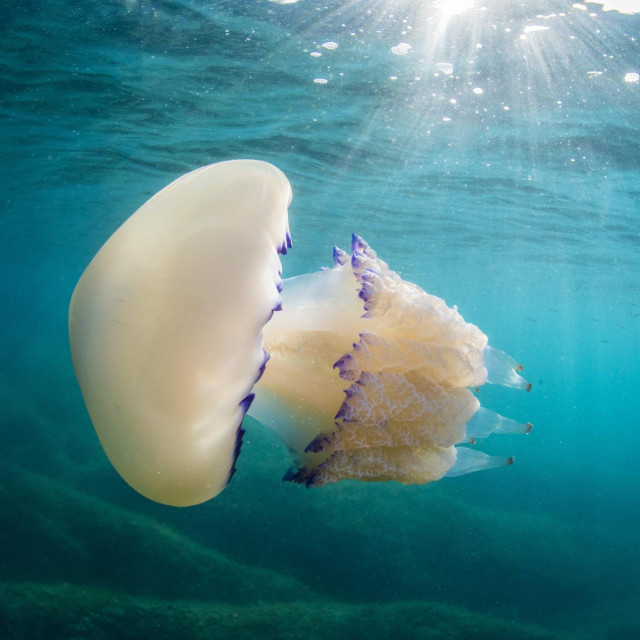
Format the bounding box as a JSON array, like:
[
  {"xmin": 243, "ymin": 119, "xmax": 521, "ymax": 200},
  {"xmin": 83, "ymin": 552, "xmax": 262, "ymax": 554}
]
[{"xmin": 69, "ymin": 159, "xmax": 531, "ymax": 507}]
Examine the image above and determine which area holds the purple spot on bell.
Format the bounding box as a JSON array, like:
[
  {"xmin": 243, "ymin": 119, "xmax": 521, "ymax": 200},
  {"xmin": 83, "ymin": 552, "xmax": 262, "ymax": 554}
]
[
  {"xmin": 276, "ymin": 280, "xmax": 283, "ymax": 293},
  {"xmin": 274, "ymin": 299, "xmax": 283, "ymax": 312},
  {"xmin": 358, "ymin": 282, "xmax": 373, "ymax": 302},
  {"xmin": 333, "ymin": 354, "xmax": 356, "ymax": 380},
  {"xmin": 333, "ymin": 353, "xmax": 350, "ymax": 368},
  {"xmin": 286, "ymin": 466, "xmax": 314, "ymax": 485},
  {"xmin": 239, "ymin": 393, "xmax": 255, "ymax": 414},
  {"xmin": 351, "ymin": 233, "xmax": 369, "ymax": 254},
  {"xmin": 302, "ymin": 468, "xmax": 319, "ymax": 487},
  {"xmin": 305, "ymin": 435, "xmax": 331, "ymax": 453},
  {"xmin": 361, "ymin": 268, "xmax": 378, "ymax": 283},
  {"xmin": 351, "ymin": 252, "xmax": 366, "ymax": 270},
  {"xmin": 305, "ymin": 460, "xmax": 330, "ymax": 487},
  {"xmin": 254, "ymin": 351, "xmax": 270, "ymax": 384},
  {"xmin": 356, "ymin": 372, "xmax": 374, "ymax": 386},
  {"xmin": 335, "ymin": 403, "xmax": 348, "ymax": 420},
  {"xmin": 344, "ymin": 384, "xmax": 360, "ymax": 399},
  {"xmin": 286, "ymin": 231, "xmax": 292, "ymax": 248},
  {"xmin": 226, "ymin": 425, "xmax": 246, "ymax": 486},
  {"xmin": 234, "ymin": 427, "xmax": 246, "ymax": 456},
  {"xmin": 333, "ymin": 246, "xmax": 348, "ymax": 266}
]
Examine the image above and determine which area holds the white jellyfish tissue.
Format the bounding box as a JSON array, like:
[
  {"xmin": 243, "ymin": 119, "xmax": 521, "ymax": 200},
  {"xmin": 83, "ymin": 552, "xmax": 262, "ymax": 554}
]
[{"xmin": 69, "ymin": 159, "xmax": 532, "ymax": 506}]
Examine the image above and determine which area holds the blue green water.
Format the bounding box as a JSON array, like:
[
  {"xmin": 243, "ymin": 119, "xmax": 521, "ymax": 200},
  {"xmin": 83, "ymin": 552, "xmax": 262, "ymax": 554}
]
[{"xmin": 1, "ymin": 1, "xmax": 639, "ymax": 638}]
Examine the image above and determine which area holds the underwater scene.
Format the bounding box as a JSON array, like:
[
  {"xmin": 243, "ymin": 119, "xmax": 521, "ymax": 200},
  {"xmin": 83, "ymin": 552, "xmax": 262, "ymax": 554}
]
[{"xmin": 2, "ymin": 0, "xmax": 640, "ymax": 638}]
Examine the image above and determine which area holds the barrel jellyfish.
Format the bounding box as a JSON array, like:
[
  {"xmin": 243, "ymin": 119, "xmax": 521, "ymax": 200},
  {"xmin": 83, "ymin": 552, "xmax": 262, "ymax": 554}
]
[{"xmin": 69, "ymin": 159, "xmax": 532, "ymax": 507}]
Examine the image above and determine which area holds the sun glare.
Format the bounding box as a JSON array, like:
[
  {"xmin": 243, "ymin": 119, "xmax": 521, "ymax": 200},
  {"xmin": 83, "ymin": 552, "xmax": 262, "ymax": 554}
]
[{"xmin": 434, "ymin": 0, "xmax": 477, "ymax": 15}]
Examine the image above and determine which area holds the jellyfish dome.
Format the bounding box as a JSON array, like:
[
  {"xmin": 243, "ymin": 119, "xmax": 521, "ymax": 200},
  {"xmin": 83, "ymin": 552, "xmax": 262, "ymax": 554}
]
[{"xmin": 69, "ymin": 160, "xmax": 531, "ymax": 507}]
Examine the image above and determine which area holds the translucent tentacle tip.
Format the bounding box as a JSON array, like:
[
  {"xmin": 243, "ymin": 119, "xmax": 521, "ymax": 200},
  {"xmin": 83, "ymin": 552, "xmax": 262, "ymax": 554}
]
[
  {"xmin": 484, "ymin": 346, "xmax": 532, "ymax": 391},
  {"xmin": 446, "ymin": 448, "xmax": 515, "ymax": 478}
]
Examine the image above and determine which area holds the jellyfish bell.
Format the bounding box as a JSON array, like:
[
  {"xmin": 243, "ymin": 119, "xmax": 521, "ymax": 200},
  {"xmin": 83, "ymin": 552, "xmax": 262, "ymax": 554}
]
[
  {"xmin": 69, "ymin": 160, "xmax": 531, "ymax": 507},
  {"xmin": 69, "ymin": 160, "xmax": 292, "ymax": 507}
]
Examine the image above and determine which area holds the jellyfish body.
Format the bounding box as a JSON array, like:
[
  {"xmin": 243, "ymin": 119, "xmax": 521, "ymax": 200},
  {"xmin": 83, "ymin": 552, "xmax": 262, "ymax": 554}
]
[{"xmin": 69, "ymin": 160, "xmax": 531, "ymax": 507}]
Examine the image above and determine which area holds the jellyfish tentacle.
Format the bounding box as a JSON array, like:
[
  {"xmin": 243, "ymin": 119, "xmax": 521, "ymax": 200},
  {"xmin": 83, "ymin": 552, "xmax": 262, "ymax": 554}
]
[
  {"xmin": 445, "ymin": 447, "xmax": 515, "ymax": 477},
  {"xmin": 484, "ymin": 345, "xmax": 532, "ymax": 391},
  {"xmin": 466, "ymin": 406, "xmax": 533, "ymax": 440}
]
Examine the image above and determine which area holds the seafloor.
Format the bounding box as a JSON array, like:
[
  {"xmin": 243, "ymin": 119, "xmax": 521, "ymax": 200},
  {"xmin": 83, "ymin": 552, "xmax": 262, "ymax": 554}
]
[{"xmin": 1, "ymin": 399, "xmax": 636, "ymax": 640}]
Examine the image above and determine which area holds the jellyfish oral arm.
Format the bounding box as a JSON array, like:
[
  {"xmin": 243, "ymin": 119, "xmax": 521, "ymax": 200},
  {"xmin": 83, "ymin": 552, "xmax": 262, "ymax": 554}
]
[
  {"xmin": 250, "ymin": 266, "xmax": 367, "ymax": 452},
  {"xmin": 250, "ymin": 234, "xmax": 532, "ymax": 487}
]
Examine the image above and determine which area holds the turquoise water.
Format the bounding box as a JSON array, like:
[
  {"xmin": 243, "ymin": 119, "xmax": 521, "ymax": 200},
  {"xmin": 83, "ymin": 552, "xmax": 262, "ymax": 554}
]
[{"xmin": 2, "ymin": 1, "xmax": 639, "ymax": 638}]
